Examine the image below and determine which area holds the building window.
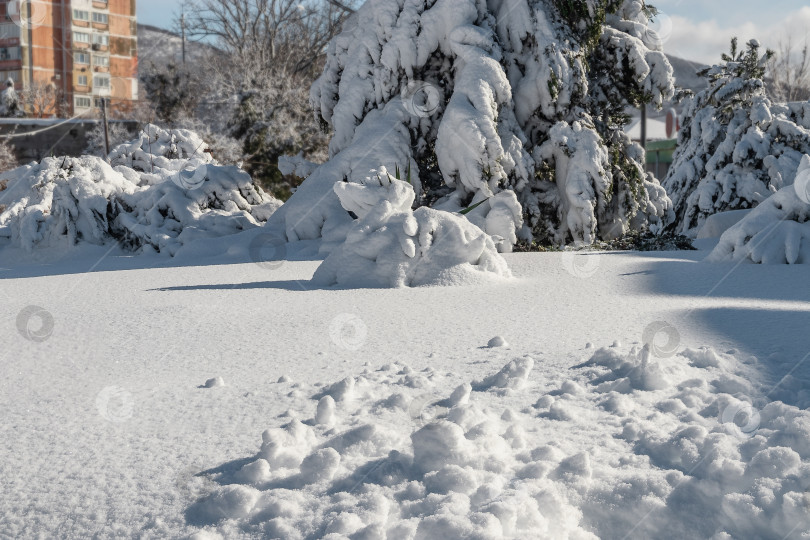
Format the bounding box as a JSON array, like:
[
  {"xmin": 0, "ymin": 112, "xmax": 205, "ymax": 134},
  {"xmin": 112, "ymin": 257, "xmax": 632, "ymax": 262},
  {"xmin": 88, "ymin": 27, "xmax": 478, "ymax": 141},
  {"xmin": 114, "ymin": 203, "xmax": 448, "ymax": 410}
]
[
  {"xmin": 92, "ymin": 34, "xmax": 109, "ymax": 46},
  {"xmin": 0, "ymin": 71, "xmax": 19, "ymax": 83},
  {"xmin": 75, "ymin": 96, "xmax": 92, "ymax": 108},
  {"xmin": 92, "ymin": 12, "xmax": 108, "ymax": 24},
  {"xmin": 73, "ymin": 10, "xmax": 90, "ymax": 21},
  {"xmin": 78, "ymin": 75, "xmax": 88, "ymax": 86},
  {"xmin": 75, "ymin": 52, "xmax": 89, "ymax": 64},
  {"xmin": 0, "ymin": 47, "xmax": 20, "ymax": 61},
  {"xmin": 92, "ymin": 55, "xmax": 108, "ymax": 67},
  {"xmin": 93, "ymin": 75, "xmax": 109, "ymax": 87},
  {"xmin": 74, "ymin": 32, "xmax": 90, "ymax": 43},
  {"xmin": 0, "ymin": 23, "xmax": 20, "ymax": 39}
]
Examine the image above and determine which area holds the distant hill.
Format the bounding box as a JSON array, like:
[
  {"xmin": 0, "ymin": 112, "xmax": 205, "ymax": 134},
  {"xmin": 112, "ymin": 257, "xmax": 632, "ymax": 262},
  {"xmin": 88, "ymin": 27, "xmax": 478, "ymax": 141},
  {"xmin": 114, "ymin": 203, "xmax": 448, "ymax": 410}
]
[
  {"xmin": 666, "ymin": 54, "xmax": 709, "ymax": 94},
  {"xmin": 137, "ymin": 24, "xmax": 217, "ymax": 70}
]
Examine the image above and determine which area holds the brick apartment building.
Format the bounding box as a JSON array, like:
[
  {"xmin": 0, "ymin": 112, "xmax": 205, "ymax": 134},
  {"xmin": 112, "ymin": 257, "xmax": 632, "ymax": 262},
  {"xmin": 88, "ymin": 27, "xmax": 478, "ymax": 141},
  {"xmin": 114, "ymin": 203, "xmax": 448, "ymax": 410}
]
[{"xmin": 0, "ymin": 0, "xmax": 138, "ymax": 117}]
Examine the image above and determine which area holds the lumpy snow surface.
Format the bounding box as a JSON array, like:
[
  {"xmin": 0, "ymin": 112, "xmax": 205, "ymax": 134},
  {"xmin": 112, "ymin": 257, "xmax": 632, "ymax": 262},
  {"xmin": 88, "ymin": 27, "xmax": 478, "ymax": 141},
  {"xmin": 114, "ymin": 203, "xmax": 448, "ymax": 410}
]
[
  {"xmin": 184, "ymin": 346, "xmax": 809, "ymax": 538},
  {"xmin": 3, "ymin": 247, "xmax": 810, "ymax": 538}
]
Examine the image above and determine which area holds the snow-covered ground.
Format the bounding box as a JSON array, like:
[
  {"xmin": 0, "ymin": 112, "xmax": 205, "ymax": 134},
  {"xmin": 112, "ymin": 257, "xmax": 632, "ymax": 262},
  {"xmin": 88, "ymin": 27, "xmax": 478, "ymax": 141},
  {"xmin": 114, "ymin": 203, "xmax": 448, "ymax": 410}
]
[{"xmin": 2, "ymin": 239, "xmax": 809, "ymax": 538}]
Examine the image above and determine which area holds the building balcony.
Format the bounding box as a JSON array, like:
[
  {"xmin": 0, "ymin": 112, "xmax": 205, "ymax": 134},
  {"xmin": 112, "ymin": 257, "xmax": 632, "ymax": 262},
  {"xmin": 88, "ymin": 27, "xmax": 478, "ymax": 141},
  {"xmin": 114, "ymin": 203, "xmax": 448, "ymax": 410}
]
[
  {"xmin": 0, "ymin": 59, "xmax": 22, "ymax": 69},
  {"xmin": 73, "ymin": 21, "xmax": 89, "ymax": 28},
  {"xmin": 92, "ymin": 22, "xmax": 108, "ymax": 31},
  {"xmin": 92, "ymin": 0, "xmax": 108, "ymax": 8}
]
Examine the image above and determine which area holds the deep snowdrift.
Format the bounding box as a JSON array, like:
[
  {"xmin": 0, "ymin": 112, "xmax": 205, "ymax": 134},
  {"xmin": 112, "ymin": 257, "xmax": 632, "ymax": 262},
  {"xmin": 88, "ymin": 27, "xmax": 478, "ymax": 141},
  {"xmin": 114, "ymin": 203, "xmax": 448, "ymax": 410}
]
[
  {"xmin": 0, "ymin": 125, "xmax": 280, "ymax": 255},
  {"xmin": 186, "ymin": 346, "xmax": 810, "ymax": 539},
  {"xmin": 708, "ymin": 156, "xmax": 810, "ymax": 264}
]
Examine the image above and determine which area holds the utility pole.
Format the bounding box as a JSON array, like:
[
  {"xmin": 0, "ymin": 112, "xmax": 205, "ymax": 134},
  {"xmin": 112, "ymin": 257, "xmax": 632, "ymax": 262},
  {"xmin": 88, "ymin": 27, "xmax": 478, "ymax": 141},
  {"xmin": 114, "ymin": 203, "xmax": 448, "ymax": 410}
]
[
  {"xmin": 101, "ymin": 98, "xmax": 110, "ymax": 156},
  {"xmin": 181, "ymin": 11, "xmax": 186, "ymax": 65},
  {"xmin": 640, "ymin": 105, "xmax": 647, "ymax": 150}
]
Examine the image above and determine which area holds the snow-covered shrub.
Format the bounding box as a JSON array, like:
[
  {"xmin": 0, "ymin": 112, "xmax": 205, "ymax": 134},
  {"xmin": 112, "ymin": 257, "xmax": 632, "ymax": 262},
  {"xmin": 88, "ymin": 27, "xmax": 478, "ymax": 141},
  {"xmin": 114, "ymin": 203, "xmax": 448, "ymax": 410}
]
[
  {"xmin": 663, "ymin": 38, "xmax": 810, "ymax": 237},
  {"xmin": 0, "ymin": 137, "xmax": 18, "ymax": 174},
  {"xmin": 110, "ymin": 164, "xmax": 280, "ymax": 255},
  {"xmin": 312, "ymin": 167, "xmax": 511, "ymax": 287},
  {"xmin": 108, "ymin": 124, "xmax": 213, "ymax": 185},
  {"xmin": 707, "ymin": 155, "xmax": 810, "ymax": 264},
  {"xmin": 0, "ymin": 126, "xmax": 281, "ymax": 253},
  {"xmin": 272, "ymin": 0, "xmax": 674, "ymax": 250},
  {"xmin": 0, "ymin": 157, "xmax": 135, "ymax": 249}
]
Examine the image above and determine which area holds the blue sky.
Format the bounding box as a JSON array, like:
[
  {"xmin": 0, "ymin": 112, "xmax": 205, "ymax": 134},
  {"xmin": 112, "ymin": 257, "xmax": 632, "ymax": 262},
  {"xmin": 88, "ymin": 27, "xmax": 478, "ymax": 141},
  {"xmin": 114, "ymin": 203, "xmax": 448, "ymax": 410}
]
[{"xmin": 137, "ymin": 0, "xmax": 810, "ymax": 64}]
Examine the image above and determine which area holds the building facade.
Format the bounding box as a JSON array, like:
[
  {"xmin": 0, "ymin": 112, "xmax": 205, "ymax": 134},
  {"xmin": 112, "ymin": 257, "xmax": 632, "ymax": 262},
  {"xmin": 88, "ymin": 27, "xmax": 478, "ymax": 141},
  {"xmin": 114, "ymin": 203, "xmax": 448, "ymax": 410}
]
[{"xmin": 0, "ymin": 0, "xmax": 137, "ymax": 117}]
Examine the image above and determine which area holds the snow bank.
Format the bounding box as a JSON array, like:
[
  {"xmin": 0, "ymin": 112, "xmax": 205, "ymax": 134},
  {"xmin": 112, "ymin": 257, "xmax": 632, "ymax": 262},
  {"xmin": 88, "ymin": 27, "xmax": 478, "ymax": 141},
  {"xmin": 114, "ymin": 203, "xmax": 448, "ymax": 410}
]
[
  {"xmin": 707, "ymin": 158, "xmax": 810, "ymax": 264},
  {"xmin": 0, "ymin": 126, "xmax": 281, "ymax": 254},
  {"xmin": 186, "ymin": 344, "xmax": 810, "ymax": 539},
  {"xmin": 311, "ymin": 168, "xmax": 511, "ymax": 287},
  {"xmin": 696, "ymin": 209, "xmax": 751, "ymax": 239}
]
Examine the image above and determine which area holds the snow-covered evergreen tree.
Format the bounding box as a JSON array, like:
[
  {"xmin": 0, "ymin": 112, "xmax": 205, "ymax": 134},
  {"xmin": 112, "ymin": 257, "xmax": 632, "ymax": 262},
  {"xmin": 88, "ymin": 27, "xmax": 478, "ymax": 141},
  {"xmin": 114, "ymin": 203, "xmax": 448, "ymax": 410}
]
[
  {"xmin": 274, "ymin": 0, "xmax": 675, "ymax": 250},
  {"xmin": 0, "ymin": 79, "xmax": 20, "ymax": 117},
  {"xmin": 663, "ymin": 38, "xmax": 810, "ymax": 237}
]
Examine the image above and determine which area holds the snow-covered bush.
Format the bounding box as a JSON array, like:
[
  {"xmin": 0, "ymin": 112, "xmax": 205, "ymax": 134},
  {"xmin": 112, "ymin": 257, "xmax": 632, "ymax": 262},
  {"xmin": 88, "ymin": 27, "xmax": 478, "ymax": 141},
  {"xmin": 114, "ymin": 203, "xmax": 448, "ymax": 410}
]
[
  {"xmin": 272, "ymin": 0, "xmax": 674, "ymax": 250},
  {"xmin": 707, "ymin": 155, "xmax": 810, "ymax": 264},
  {"xmin": 663, "ymin": 38, "xmax": 810, "ymax": 237},
  {"xmin": 0, "ymin": 126, "xmax": 281, "ymax": 253},
  {"xmin": 108, "ymin": 124, "xmax": 213, "ymax": 185},
  {"xmin": 312, "ymin": 167, "xmax": 511, "ymax": 287},
  {"xmin": 0, "ymin": 137, "xmax": 18, "ymax": 174},
  {"xmin": 0, "ymin": 157, "xmax": 136, "ymax": 249}
]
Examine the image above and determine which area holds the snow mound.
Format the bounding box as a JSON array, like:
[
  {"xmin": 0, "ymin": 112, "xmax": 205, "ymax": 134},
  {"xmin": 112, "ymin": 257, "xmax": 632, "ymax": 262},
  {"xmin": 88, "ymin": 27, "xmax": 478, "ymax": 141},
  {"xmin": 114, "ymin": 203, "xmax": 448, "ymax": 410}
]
[
  {"xmin": 696, "ymin": 209, "xmax": 751, "ymax": 239},
  {"xmin": 312, "ymin": 169, "xmax": 511, "ymax": 288},
  {"xmin": 186, "ymin": 345, "xmax": 810, "ymax": 539},
  {"xmin": 204, "ymin": 377, "xmax": 225, "ymax": 389},
  {"xmin": 707, "ymin": 156, "xmax": 810, "ymax": 264},
  {"xmin": 0, "ymin": 127, "xmax": 281, "ymax": 254}
]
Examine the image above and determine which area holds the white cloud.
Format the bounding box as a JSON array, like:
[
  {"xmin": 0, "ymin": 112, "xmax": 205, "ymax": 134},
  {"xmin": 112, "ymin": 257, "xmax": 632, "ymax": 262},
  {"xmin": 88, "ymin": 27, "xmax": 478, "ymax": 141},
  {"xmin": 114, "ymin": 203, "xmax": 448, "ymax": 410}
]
[{"xmin": 662, "ymin": 7, "xmax": 810, "ymax": 65}]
